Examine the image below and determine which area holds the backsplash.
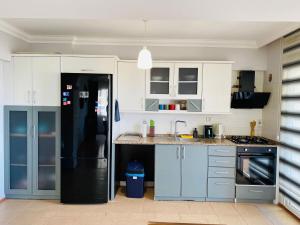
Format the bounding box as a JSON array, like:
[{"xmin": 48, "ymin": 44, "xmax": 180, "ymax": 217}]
[{"xmin": 118, "ymin": 109, "xmax": 262, "ymax": 137}]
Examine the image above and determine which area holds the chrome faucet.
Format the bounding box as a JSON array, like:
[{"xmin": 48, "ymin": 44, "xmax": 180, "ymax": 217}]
[{"xmin": 175, "ymin": 120, "xmax": 187, "ymax": 139}]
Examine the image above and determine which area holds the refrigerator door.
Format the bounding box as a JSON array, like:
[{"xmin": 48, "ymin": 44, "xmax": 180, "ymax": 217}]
[
  {"xmin": 61, "ymin": 158, "xmax": 108, "ymax": 203},
  {"xmin": 61, "ymin": 73, "xmax": 111, "ymax": 203},
  {"xmin": 61, "ymin": 74, "xmax": 111, "ymax": 159}
]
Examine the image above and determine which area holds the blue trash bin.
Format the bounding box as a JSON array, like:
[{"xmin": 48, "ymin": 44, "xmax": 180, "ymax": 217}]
[{"xmin": 125, "ymin": 162, "xmax": 145, "ymax": 198}]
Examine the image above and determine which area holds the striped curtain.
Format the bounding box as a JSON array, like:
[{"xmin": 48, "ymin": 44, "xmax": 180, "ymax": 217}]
[{"xmin": 280, "ymin": 29, "xmax": 300, "ymax": 218}]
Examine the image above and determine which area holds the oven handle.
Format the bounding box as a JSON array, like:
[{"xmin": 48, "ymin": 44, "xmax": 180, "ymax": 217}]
[{"xmin": 238, "ymin": 153, "xmax": 275, "ymax": 157}]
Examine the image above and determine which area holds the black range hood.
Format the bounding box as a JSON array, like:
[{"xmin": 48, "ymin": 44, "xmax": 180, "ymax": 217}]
[{"xmin": 231, "ymin": 71, "xmax": 270, "ymax": 109}]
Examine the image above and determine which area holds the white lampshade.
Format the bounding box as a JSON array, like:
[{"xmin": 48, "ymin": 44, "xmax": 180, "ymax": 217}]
[{"xmin": 137, "ymin": 47, "xmax": 152, "ymax": 69}]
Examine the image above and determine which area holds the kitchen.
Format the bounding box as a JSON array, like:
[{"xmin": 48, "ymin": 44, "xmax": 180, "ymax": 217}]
[{"xmin": 0, "ymin": 2, "xmax": 300, "ymax": 224}]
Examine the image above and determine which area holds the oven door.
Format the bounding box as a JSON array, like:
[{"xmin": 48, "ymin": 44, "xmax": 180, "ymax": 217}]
[{"xmin": 236, "ymin": 153, "xmax": 276, "ymax": 185}]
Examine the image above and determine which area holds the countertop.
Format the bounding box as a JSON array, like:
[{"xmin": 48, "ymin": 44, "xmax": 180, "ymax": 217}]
[{"xmin": 113, "ymin": 134, "xmax": 278, "ymax": 147}]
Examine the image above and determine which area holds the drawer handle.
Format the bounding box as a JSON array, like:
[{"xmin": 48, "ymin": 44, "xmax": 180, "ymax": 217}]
[
  {"xmin": 215, "ymin": 160, "xmax": 229, "ymax": 163},
  {"xmin": 249, "ymin": 189, "xmax": 264, "ymax": 193},
  {"xmin": 216, "ymin": 149, "xmax": 230, "ymax": 152},
  {"xmin": 81, "ymin": 69, "xmax": 95, "ymax": 72},
  {"xmin": 215, "ymin": 171, "xmax": 229, "ymax": 174},
  {"xmin": 215, "ymin": 182, "xmax": 230, "ymax": 185}
]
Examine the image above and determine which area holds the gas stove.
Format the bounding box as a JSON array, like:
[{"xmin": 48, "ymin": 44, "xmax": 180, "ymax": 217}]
[{"xmin": 228, "ymin": 136, "xmax": 272, "ymax": 145}]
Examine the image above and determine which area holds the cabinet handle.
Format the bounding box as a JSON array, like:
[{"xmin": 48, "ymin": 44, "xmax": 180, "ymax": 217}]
[
  {"xmin": 32, "ymin": 90, "xmax": 36, "ymax": 105},
  {"xmin": 33, "ymin": 125, "xmax": 36, "ymax": 139},
  {"xmin": 176, "ymin": 147, "xmax": 180, "ymax": 160},
  {"xmin": 27, "ymin": 90, "xmax": 31, "ymax": 104},
  {"xmin": 215, "ymin": 182, "xmax": 230, "ymax": 185},
  {"xmin": 249, "ymin": 189, "xmax": 264, "ymax": 193},
  {"xmin": 81, "ymin": 69, "xmax": 95, "ymax": 72},
  {"xmin": 182, "ymin": 146, "xmax": 185, "ymax": 159},
  {"xmin": 216, "ymin": 149, "xmax": 230, "ymax": 152},
  {"xmin": 215, "ymin": 160, "xmax": 229, "ymax": 163},
  {"xmin": 215, "ymin": 171, "xmax": 229, "ymax": 174}
]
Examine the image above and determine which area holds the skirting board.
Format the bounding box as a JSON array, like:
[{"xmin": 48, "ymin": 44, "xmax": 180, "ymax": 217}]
[{"xmin": 119, "ymin": 181, "xmax": 154, "ymax": 187}]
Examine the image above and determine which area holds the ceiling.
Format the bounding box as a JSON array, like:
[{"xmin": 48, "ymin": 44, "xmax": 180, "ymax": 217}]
[
  {"xmin": 1, "ymin": 19, "xmax": 299, "ymax": 48},
  {"xmin": 1, "ymin": 0, "xmax": 300, "ymax": 21},
  {"xmin": 0, "ymin": 0, "xmax": 300, "ymax": 48}
]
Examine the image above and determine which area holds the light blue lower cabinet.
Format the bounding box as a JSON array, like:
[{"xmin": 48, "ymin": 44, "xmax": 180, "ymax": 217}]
[
  {"xmin": 181, "ymin": 145, "xmax": 207, "ymax": 198},
  {"xmin": 207, "ymin": 178, "xmax": 235, "ymax": 201},
  {"xmin": 4, "ymin": 106, "xmax": 60, "ymax": 199},
  {"xmin": 236, "ymin": 185, "xmax": 276, "ymax": 202},
  {"xmin": 155, "ymin": 145, "xmax": 181, "ymax": 198},
  {"xmin": 155, "ymin": 144, "xmax": 207, "ymax": 201}
]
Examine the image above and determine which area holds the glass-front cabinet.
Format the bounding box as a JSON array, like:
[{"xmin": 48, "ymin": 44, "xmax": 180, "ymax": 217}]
[
  {"xmin": 146, "ymin": 62, "xmax": 203, "ymax": 99},
  {"xmin": 146, "ymin": 63, "xmax": 174, "ymax": 98},
  {"xmin": 32, "ymin": 107, "xmax": 60, "ymax": 196},
  {"xmin": 4, "ymin": 106, "xmax": 60, "ymax": 199},
  {"xmin": 5, "ymin": 107, "xmax": 32, "ymax": 195},
  {"xmin": 174, "ymin": 63, "xmax": 203, "ymax": 99}
]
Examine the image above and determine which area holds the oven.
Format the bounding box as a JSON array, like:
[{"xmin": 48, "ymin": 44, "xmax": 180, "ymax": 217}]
[{"xmin": 236, "ymin": 147, "xmax": 277, "ymax": 186}]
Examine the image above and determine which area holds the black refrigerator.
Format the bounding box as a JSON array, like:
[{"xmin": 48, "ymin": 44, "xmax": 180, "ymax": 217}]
[{"xmin": 60, "ymin": 73, "xmax": 112, "ymax": 204}]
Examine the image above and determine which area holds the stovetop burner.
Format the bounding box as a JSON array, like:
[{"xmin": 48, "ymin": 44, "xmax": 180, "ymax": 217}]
[{"xmin": 229, "ymin": 136, "xmax": 271, "ymax": 145}]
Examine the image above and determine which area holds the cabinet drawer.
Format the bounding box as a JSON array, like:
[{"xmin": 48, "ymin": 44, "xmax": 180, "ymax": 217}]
[
  {"xmin": 236, "ymin": 186, "xmax": 276, "ymax": 201},
  {"xmin": 208, "ymin": 178, "xmax": 235, "ymax": 199},
  {"xmin": 208, "ymin": 146, "xmax": 236, "ymax": 157},
  {"xmin": 61, "ymin": 57, "xmax": 115, "ymax": 74},
  {"xmin": 208, "ymin": 167, "xmax": 235, "ymax": 178},
  {"xmin": 209, "ymin": 156, "xmax": 235, "ymax": 167}
]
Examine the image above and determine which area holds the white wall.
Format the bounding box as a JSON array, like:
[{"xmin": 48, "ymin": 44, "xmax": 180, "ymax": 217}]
[
  {"xmin": 0, "ymin": 60, "xmax": 5, "ymax": 198},
  {"xmin": 262, "ymin": 39, "xmax": 282, "ymax": 140}
]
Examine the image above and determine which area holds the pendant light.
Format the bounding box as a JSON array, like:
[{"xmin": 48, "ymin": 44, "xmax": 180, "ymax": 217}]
[{"xmin": 137, "ymin": 20, "xmax": 153, "ymax": 69}]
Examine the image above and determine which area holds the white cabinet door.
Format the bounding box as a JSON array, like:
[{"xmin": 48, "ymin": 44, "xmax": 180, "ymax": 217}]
[
  {"xmin": 174, "ymin": 63, "xmax": 203, "ymax": 99},
  {"xmin": 202, "ymin": 63, "xmax": 232, "ymax": 113},
  {"xmin": 117, "ymin": 62, "xmax": 145, "ymax": 112},
  {"xmin": 12, "ymin": 57, "xmax": 32, "ymax": 106},
  {"xmin": 32, "ymin": 57, "xmax": 61, "ymax": 106},
  {"xmin": 146, "ymin": 63, "xmax": 174, "ymax": 99},
  {"xmin": 61, "ymin": 57, "xmax": 115, "ymax": 74}
]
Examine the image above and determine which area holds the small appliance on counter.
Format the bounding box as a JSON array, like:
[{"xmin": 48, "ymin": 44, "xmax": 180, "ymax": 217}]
[
  {"xmin": 213, "ymin": 123, "xmax": 224, "ymax": 139},
  {"xmin": 203, "ymin": 125, "xmax": 214, "ymax": 138}
]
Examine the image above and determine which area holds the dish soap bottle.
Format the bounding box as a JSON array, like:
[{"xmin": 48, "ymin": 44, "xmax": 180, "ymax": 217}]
[
  {"xmin": 142, "ymin": 120, "xmax": 147, "ymax": 138},
  {"xmin": 193, "ymin": 128, "xmax": 198, "ymax": 138},
  {"xmin": 149, "ymin": 119, "xmax": 155, "ymax": 137}
]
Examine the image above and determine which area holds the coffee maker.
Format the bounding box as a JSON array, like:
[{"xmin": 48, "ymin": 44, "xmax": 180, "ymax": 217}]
[{"xmin": 204, "ymin": 125, "xmax": 214, "ymax": 138}]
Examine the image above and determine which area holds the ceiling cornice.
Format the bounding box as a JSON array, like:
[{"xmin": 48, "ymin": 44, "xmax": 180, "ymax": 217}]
[
  {"xmin": 0, "ymin": 19, "xmax": 298, "ymax": 49},
  {"xmin": 29, "ymin": 35, "xmax": 258, "ymax": 48},
  {"xmin": 0, "ymin": 20, "xmax": 30, "ymax": 42}
]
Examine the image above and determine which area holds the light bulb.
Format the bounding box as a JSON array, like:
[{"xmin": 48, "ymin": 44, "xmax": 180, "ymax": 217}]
[{"xmin": 137, "ymin": 47, "xmax": 152, "ymax": 69}]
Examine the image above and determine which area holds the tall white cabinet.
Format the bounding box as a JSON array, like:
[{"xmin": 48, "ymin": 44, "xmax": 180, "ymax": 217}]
[
  {"xmin": 202, "ymin": 63, "xmax": 232, "ymax": 113},
  {"xmin": 117, "ymin": 61, "xmax": 145, "ymax": 112},
  {"xmin": 12, "ymin": 56, "xmax": 60, "ymax": 106}
]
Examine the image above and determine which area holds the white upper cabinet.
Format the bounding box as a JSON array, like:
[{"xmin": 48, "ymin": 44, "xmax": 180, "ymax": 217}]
[
  {"xmin": 12, "ymin": 56, "xmax": 61, "ymax": 106},
  {"xmin": 146, "ymin": 62, "xmax": 203, "ymax": 99},
  {"xmin": 174, "ymin": 63, "xmax": 203, "ymax": 99},
  {"xmin": 12, "ymin": 57, "xmax": 33, "ymax": 106},
  {"xmin": 117, "ymin": 62, "xmax": 145, "ymax": 112},
  {"xmin": 32, "ymin": 57, "xmax": 60, "ymax": 106},
  {"xmin": 202, "ymin": 63, "xmax": 232, "ymax": 113},
  {"xmin": 61, "ymin": 57, "xmax": 115, "ymax": 74},
  {"xmin": 146, "ymin": 63, "xmax": 174, "ymax": 99}
]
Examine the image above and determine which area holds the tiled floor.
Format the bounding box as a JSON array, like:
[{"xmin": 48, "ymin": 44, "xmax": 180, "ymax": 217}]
[{"xmin": 0, "ymin": 188, "xmax": 299, "ymax": 225}]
